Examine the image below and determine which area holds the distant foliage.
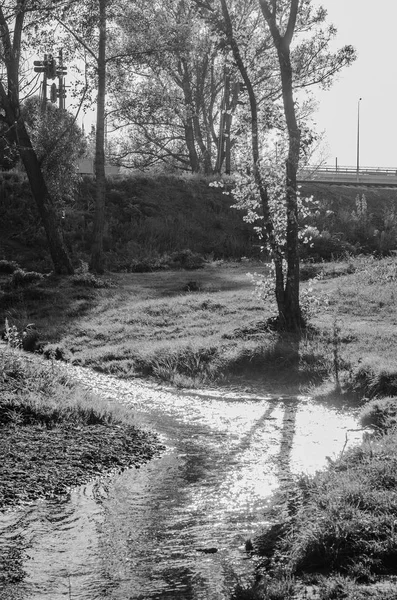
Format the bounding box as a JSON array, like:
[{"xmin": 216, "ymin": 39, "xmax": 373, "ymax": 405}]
[
  {"xmin": 21, "ymin": 97, "xmax": 86, "ymax": 207},
  {"xmin": 301, "ymin": 188, "xmax": 397, "ymax": 260}
]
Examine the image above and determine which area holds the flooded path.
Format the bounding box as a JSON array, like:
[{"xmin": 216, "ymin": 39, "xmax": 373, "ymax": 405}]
[{"xmin": 0, "ymin": 368, "xmax": 364, "ymax": 599}]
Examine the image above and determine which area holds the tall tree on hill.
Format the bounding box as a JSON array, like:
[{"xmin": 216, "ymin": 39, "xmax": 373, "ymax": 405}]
[
  {"xmin": 108, "ymin": 0, "xmax": 278, "ymax": 174},
  {"xmin": 49, "ymin": 0, "xmax": 122, "ymax": 273},
  {"xmin": 22, "ymin": 97, "xmax": 87, "ymax": 207},
  {"xmin": 0, "ymin": 1, "xmax": 74, "ymax": 274},
  {"xmin": 196, "ymin": 0, "xmax": 355, "ymax": 330},
  {"xmin": 90, "ymin": 0, "xmax": 107, "ymax": 274}
]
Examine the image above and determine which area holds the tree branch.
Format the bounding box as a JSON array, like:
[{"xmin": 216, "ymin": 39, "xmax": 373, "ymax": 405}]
[
  {"xmin": 54, "ymin": 16, "xmax": 97, "ymax": 62},
  {"xmin": 284, "ymin": 0, "xmax": 299, "ymax": 46}
]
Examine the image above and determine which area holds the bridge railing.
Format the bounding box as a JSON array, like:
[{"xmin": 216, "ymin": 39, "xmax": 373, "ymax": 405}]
[{"xmin": 298, "ymin": 165, "xmax": 397, "ymax": 177}]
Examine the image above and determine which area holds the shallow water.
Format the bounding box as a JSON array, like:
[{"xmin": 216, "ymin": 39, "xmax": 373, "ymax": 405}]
[{"xmin": 0, "ymin": 369, "xmax": 365, "ymax": 599}]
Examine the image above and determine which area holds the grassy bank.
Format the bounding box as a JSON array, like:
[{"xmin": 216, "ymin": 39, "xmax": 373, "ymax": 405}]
[
  {"xmin": 240, "ymin": 399, "xmax": 397, "ymax": 600},
  {"xmin": 0, "ymin": 173, "xmax": 257, "ymax": 273},
  {"xmin": 0, "ymin": 345, "xmax": 163, "ymax": 586},
  {"xmin": 2, "ymin": 174, "xmax": 397, "ymax": 275},
  {"xmin": 0, "ymin": 345, "xmax": 163, "ymax": 509},
  {"xmin": 2, "ymin": 256, "xmax": 397, "ymax": 596}
]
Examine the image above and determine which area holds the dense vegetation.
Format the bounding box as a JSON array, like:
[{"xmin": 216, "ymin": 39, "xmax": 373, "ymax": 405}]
[
  {"xmin": 2, "ymin": 174, "xmax": 397, "ymax": 275},
  {"xmin": 0, "ymin": 173, "xmax": 256, "ymax": 272}
]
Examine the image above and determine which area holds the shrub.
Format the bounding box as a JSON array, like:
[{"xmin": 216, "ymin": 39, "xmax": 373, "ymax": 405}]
[
  {"xmin": 359, "ymin": 397, "xmax": 397, "ymax": 432},
  {"xmin": 170, "ymin": 249, "xmax": 206, "ymax": 270},
  {"xmin": 302, "ymin": 231, "xmax": 357, "ymax": 262},
  {"xmin": 70, "ymin": 261, "xmax": 111, "ymax": 288},
  {"xmin": 10, "ymin": 269, "xmax": 43, "ymax": 288}
]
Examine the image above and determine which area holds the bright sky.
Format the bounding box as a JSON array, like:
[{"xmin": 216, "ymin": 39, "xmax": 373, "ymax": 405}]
[{"xmin": 312, "ymin": 0, "xmax": 397, "ymax": 168}]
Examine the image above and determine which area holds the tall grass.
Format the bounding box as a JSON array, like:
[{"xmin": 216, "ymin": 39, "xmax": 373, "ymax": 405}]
[{"xmin": 0, "ymin": 346, "xmax": 136, "ymax": 427}]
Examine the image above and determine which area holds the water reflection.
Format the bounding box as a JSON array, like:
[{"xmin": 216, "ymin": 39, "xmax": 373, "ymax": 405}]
[{"xmin": 0, "ymin": 369, "xmax": 364, "ymax": 599}]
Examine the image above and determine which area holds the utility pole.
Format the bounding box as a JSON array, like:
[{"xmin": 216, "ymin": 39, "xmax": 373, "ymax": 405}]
[
  {"xmin": 356, "ymin": 97, "xmax": 362, "ymax": 182},
  {"xmin": 33, "ymin": 50, "xmax": 67, "ymax": 112},
  {"xmin": 34, "ymin": 53, "xmax": 48, "ymax": 112},
  {"xmin": 57, "ymin": 49, "xmax": 67, "ymax": 110}
]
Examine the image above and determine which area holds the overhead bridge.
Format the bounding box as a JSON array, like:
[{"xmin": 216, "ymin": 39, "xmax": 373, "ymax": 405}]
[{"xmin": 297, "ymin": 166, "xmax": 397, "ymax": 187}]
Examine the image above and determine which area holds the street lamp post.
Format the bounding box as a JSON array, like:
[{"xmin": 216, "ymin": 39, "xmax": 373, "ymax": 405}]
[{"xmin": 356, "ymin": 97, "xmax": 362, "ymax": 181}]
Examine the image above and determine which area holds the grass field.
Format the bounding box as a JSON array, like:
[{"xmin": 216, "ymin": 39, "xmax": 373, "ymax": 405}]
[
  {"xmin": 1, "ymin": 260, "xmax": 336, "ymax": 391},
  {"xmin": 2, "ymin": 255, "xmax": 397, "ymax": 397}
]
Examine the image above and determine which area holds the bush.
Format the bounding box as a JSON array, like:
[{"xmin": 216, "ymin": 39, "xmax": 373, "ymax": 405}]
[
  {"xmin": 10, "ymin": 269, "xmax": 43, "ymax": 288},
  {"xmin": 169, "ymin": 249, "xmax": 206, "ymax": 270},
  {"xmin": 302, "ymin": 231, "xmax": 357, "ymax": 262}
]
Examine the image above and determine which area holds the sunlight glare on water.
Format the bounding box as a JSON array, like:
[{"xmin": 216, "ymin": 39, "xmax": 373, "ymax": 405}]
[{"xmin": 0, "ymin": 368, "xmax": 364, "ymax": 600}]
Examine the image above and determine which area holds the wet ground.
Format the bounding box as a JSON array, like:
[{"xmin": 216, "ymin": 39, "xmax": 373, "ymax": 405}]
[{"xmin": 0, "ymin": 367, "xmax": 365, "ymax": 599}]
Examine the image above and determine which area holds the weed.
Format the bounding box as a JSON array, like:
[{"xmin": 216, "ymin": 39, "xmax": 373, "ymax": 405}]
[
  {"xmin": 3, "ymin": 317, "xmax": 21, "ymax": 348},
  {"xmin": 149, "ymin": 346, "xmax": 219, "ymax": 384},
  {"xmin": 316, "ymin": 574, "xmax": 354, "ymax": 599},
  {"xmin": 253, "ymin": 433, "xmax": 397, "ymax": 583}
]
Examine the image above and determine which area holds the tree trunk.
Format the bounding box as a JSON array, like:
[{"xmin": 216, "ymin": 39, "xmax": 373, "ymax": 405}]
[
  {"xmin": 0, "ymin": 4, "xmax": 73, "ymax": 276},
  {"xmin": 223, "ymin": 66, "xmax": 232, "ymax": 174},
  {"xmin": 259, "ymin": 0, "xmax": 303, "ymax": 330},
  {"xmin": 179, "ymin": 58, "xmax": 206, "ymax": 173},
  {"xmin": 90, "ymin": 0, "xmax": 107, "ymax": 274},
  {"xmin": 219, "ymin": 0, "xmax": 286, "ymax": 319},
  {"xmin": 276, "ymin": 40, "xmax": 303, "ymax": 329},
  {"xmin": 184, "ymin": 121, "xmax": 200, "ymax": 172}
]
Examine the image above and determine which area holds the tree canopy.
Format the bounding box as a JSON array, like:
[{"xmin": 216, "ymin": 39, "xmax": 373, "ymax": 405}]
[{"xmin": 0, "ymin": 0, "xmax": 355, "ymax": 323}]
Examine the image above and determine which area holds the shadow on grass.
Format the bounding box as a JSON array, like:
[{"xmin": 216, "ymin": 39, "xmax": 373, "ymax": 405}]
[
  {"xmin": 224, "ymin": 331, "xmax": 329, "ymax": 388},
  {"xmin": 109, "ymin": 262, "xmax": 269, "ymax": 298},
  {"xmin": 0, "ymin": 274, "xmax": 101, "ymax": 346}
]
